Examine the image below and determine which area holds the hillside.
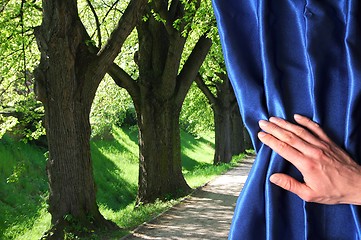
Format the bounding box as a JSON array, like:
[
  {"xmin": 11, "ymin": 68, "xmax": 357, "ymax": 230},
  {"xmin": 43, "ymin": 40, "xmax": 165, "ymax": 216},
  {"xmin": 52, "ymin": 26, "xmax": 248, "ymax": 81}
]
[{"xmin": 0, "ymin": 126, "xmax": 239, "ymax": 239}]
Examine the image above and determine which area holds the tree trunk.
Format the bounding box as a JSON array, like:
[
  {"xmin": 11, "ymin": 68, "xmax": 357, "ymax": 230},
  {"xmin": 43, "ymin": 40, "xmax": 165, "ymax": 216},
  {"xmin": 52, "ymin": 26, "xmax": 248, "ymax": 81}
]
[
  {"xmin": 213, "ymin": 104, "xmax": 233, "ymax": 164},
  {"xmin": 35, "ymin": 20, "xmax": 116, "ymax": 240},
  {"xmin": 136, "ymin": 93, "xmax": 191, "ymax": 203},
  {"xmin": 195, "ymin": 74, "xmax": 250, "ymax": 164},
  {"xmin": 243, "ymin": 127, "xmax": 253, "ymax": 150},
  {"xmin": 44, "ymin": 99, "xmax": 116, "ymax": 237},
  {"xmin": 231, "ymin": 104, "xmax": 246, "ymax": 155},
  {"xmin": 36, "ymin": 50, "xmax": 115, "ymax": 239},
  {"xmin": 34, "ymin": 0, "xmax": 147, "ymax": 237}
]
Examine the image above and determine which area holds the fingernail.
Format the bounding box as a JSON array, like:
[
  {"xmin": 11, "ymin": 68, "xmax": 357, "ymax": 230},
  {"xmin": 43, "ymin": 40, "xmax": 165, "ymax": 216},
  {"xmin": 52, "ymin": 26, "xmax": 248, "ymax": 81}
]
[
  {"xmin": 269, "ymin": 116, "xmax": 281, "ymax": 124},
  {"xmin": 258, "ymin": 131, "xmax": 267, "ymax": 138},
  {"xmin": 270, "ymin": 174, "xmax": 280, "ymax": 184},
  {"xmin": 259, "ymin": 120, "xmax": 268, "ymax": 127},
  {"xmin": 294, "ymin": 114, "xmax": 302, "ymax": 120},
  {"xmin": 269, "ymin": 117, "xmax": 277, "ymax": 122}
]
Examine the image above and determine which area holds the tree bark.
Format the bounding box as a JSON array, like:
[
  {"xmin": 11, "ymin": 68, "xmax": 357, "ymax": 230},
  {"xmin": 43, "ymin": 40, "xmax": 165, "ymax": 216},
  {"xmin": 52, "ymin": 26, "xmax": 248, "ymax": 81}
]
[
  {"xmin": 213, "ymin": 104, "xmax": 233, "ymax": 164},
  {"xmin": 34, "ymin": 0, "xmax": 146, "ymax": 238},
  {"xmin": 195, "ymin": 74, "xmax": 248, "ymax": 164},
  {"xmin": 136, "ymin": 94, "xmax": 191, "ymax": 203},
  {"xmin": 230, "ymin": 102, "xmax": 253, "ymax": 152}
]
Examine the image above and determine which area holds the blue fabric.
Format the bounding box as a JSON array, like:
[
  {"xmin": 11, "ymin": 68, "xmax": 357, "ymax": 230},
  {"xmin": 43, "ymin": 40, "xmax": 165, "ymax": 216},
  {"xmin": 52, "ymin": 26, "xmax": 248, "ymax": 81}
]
[{"xmin": 212, "ymin": 0, "xmax": 361, "ymax": 239}]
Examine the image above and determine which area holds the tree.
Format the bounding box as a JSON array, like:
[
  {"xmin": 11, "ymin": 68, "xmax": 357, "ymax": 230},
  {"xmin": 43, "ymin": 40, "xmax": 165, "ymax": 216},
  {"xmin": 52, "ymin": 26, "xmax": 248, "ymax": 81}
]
[
  {"xmin": 109, "ymin": 0, "xmax": 212, "ymax": 204},
  {"xmin": 196, "ymin": 73, "xmax": 250, "ymax": 164},
  {"xmin": 34, "ymin": 0, "xmax": 146, "ymax": 238},
  {"xmin": 195, "ymin": 29, "xmax": 252, "ymax": 164}
]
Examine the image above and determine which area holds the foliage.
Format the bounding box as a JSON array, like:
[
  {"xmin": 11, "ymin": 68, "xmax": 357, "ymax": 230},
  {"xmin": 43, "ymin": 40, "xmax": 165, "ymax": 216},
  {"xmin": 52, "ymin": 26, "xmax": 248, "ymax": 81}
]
[
  {"xmin": 200, "ymin": 31, "xmax": 226, "ymax": 80},
  {"xmin": 88, "ymin": 5, "xmax": 139, "ymax": 139},
  {"xmin": 0, "ymin": 0, "xmax": 43, "ymax": 141},
  {"xmin": 179, "ymin": 0, "xmax": 220, "ymax": 136},
  {"xmin": 79, "ymin": 0, "xmax": 132, "ymax": 48},
  {"xmin": 180, "ymin": 82, "xmax": 214, "ymax": 135},
  {"xmin": 0, "ymin": 93, "xmax": 45, "ymax": 142},
  {"xmin": 90, "ymin": 79, "xmax": 134, "ymax": 139}
]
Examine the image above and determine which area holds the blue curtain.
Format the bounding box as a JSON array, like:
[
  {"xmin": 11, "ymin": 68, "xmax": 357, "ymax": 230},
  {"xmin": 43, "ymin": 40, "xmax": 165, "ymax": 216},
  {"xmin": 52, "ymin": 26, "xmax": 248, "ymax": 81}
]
[{"xmin": 212, "ymin": 0, "xmax": 361, "ymax": 239}]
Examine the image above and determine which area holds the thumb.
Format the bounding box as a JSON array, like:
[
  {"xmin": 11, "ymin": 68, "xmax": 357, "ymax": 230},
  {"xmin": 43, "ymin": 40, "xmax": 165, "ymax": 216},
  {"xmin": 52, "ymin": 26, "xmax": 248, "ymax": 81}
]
[{"xmin": 270, "ymin": 173, "xmax": 306, "ymax": 195}]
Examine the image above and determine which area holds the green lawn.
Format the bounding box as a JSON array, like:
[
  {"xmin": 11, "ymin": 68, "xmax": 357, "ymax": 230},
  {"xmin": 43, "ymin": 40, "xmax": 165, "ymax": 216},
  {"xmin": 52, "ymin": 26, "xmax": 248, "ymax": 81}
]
[{"xmin": 0, "ymin": 127, "xmax": 243, "ymax": 239}]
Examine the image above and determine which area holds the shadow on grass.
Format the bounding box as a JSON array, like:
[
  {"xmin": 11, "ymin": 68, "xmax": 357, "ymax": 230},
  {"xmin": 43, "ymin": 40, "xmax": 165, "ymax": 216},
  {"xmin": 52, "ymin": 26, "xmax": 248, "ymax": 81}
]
[
  {"xmin": 121, "ymin": 126, "xmax": 139, "ymax": 146},
  {"xmin": 180, "ymin": 130, "xmax": 214, "ymax": 172},
  {"xmin": 91, "ymin": 142, "xmax": 138, "ymax": 212}
]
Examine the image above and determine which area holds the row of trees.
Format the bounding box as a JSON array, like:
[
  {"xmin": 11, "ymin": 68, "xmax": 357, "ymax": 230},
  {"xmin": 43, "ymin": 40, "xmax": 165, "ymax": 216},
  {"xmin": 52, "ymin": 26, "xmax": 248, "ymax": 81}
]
[{"xmin": 0, "ymin": 0, "xmax": 252, "ymax": 238}]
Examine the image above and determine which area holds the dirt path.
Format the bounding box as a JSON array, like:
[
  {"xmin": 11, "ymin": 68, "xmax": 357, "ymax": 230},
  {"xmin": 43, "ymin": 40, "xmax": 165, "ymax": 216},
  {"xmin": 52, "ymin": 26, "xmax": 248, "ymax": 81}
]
[{"xmin": 121, "ymin": 156, "xmax": 254, "ymax": 240}]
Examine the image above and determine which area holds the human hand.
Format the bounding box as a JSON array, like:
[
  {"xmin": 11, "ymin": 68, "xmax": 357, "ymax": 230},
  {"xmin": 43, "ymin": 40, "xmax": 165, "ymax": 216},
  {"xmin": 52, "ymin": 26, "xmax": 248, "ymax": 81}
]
[{"xmin": 257, "ymin": 114, "xmax": 361, "ymax": 205}]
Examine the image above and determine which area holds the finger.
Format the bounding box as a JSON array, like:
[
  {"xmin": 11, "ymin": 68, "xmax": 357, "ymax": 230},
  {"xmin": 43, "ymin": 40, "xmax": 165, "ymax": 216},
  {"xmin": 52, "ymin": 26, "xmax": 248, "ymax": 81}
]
[
  {"xmin": 259, "ymin": 119, "xmax": 313, "ymax": 156},
  {"xmin": 294, "ymin": 114, "xmax": 331, "ymax": 143},
  {"xmin": 258, "ymin": 131, "xmax": 305, "ymax": 169},
  {"xmin": 268, "ymin": 116, "xmax": 324, "ymax": 148},
  {"xmin": 294, "ymin": 115, "xmax": 357, "ymax": 164},
  {"xmin": 270, "ymin": 173, "xmax": 311, "ymax": 200},
  {"xmin": 270, "ymin": 115, "xmax": 342, "ymax": 162}
]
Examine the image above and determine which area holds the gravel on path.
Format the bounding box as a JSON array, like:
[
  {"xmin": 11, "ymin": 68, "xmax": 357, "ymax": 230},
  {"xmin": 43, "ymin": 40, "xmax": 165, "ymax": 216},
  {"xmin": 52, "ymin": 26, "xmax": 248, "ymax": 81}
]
[{"xmin": 121, "ymin": 156, "xmax": 254, "ymax": 240}]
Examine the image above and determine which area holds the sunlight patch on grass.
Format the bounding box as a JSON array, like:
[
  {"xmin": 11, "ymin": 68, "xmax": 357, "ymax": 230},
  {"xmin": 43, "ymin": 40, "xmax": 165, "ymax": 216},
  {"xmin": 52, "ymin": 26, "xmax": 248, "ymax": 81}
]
[{"xmin": 15, "ymin": 205, "xmax": 51, "ymax": 240}]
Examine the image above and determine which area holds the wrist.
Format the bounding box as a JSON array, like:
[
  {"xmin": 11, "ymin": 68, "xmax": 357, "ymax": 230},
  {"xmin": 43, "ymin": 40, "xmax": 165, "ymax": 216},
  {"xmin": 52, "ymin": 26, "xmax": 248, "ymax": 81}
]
[{"xmin": 345, "ymin": 163, "xmax": 361, "ymax": 205}]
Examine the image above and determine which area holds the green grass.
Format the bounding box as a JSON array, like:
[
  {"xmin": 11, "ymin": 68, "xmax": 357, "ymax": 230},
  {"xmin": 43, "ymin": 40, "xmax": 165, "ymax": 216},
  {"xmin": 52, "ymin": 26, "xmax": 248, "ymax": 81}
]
[
  {"xmin": 0, "ymin": 136, "xmax": 49, "ymax": 240},
  {"xmin": 0, "ymin": 127, "xmax": 244, "ymax": 239}
]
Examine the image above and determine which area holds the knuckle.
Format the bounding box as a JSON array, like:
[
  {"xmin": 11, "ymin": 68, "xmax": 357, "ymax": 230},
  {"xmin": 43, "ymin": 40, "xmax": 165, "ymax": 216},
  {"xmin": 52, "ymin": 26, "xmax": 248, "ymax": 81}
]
[
  {"xmin": 283, "ymin": 179, "xmax": 293, "ymax": 191},
  {"xmin": 303, "ymin": 159, "xmax": 318, "ymax": 172},
  {"xmin": 306, "ymin": 117, "xmax": 318, "ymax": 127},
  {"xmin": 283, "ymin": 132, "xmax": 298, "ymax": 145},
  {"xmin": 268, "ymin": 123, "xmax": 279, "ymax": 132},
  {"xmin": 312, "ymin": 121, "xmax": 320, "ymax": 129},
  {"xmin": 278, "ymin": 141, "xmax": 290, "ymax": 151},
  {"xmin": 311, "ymin": 148, "xmax": 326, "ymax": 159},
  {"xmin": 295, "ymin": 127, "xmax": 306, "ymax": 137}
]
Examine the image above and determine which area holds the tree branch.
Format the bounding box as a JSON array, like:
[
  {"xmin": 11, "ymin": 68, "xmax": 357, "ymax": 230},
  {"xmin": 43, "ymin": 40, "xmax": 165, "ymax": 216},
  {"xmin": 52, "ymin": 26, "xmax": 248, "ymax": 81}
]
[
  {"xmin": 157, "ymin": 36, "xmax": 186, "ymax": 100},
  {"xmin": 151, "ymin": 0, "xmax": 168, "ymax": 19},
  {"xmin": 150, "ymin": 0, "xmax": 174, "ymax": 34},
  {"xmin": 20, "ymin": 0, "xmax": 29, "ymax": 92},
  {"xmin": 96, "ymin": 0, "xmax": 147, "ymax": 69},
  {"xmin": 215, "ymin": 72, "xmax": 228, "ymax": 82},
  {"xmin": 31, "ymin": 0, "xmax": 42, "ymax": 12},
  {"xmin": 86, "ymin": 0, "xmax": 102, "ymax": 47},
  {"xmin": 0, "ymin": 111, "xmax": 23, "ymax": 118},
  {"xmin": 107, "ymin": 63, "xmax": 140, "ymax": 104},
  {"xmin": 0, "ymin": 80, "xmax": 16, "ymax": 98},
  {"xmin": 195, "ymin": 73, "xmax": 217, "ymax": 105},
  {"xmin": 169, "ymin": 0, "xmax": 180, "ymax": 20},
  {"xmin": 175, "ymin": 33, "xmax": 212, "ymax": 105},
  {"xmin": 90, "ymin": 0, "xmax": 122, "ymax": 41},
  {"xmin": 0, "ymin": 0, "xmax": 10, "ymax": 13}
]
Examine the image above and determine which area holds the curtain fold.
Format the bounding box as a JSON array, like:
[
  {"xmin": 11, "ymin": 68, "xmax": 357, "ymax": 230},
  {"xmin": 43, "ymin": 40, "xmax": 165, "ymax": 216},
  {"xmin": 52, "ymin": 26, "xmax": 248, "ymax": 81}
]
[{"xmin": 212, "ymin": 0, "xmax": 361, "ymax": 239}]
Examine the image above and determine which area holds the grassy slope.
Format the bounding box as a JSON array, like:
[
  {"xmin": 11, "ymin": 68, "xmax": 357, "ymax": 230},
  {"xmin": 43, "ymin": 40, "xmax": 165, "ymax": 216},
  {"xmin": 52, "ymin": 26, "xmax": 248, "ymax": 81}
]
[
  {"xmin": 0, "ymin": 136, "xmax": 50, "ymax": 240},
  {"xmin": 0, "ymin": 127, "xmax": 241, "ymax": 239}
]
